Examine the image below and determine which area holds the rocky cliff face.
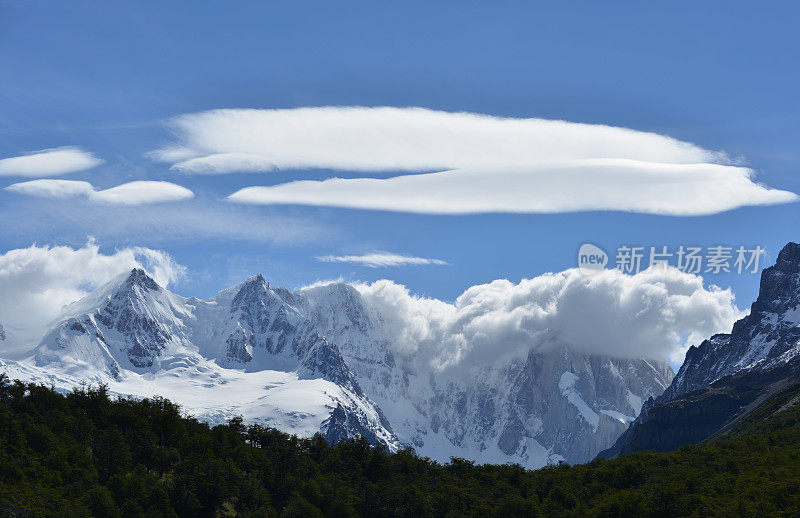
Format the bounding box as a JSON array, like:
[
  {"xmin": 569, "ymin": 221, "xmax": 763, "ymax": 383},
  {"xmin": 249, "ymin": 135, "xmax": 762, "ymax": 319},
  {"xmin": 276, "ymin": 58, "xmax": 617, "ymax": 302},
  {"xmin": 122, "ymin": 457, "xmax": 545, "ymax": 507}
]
[
  {"xmin": 665, "ymin": 242, "xmax": 800, "ymax": 402},
  {"xmin": 16, "ymin": 267, "xmax": 675, "ymax": 467},
  {"xmin": 600, "ymin": 354, "xmax": 800, "ymax": 458},
  {"xmin": 378, "ymin": 349, "xmax": 671, "ymax": 465},
  {"xmin": 600, "ymin": 242, "xmax": 800, "ymax": 458}
]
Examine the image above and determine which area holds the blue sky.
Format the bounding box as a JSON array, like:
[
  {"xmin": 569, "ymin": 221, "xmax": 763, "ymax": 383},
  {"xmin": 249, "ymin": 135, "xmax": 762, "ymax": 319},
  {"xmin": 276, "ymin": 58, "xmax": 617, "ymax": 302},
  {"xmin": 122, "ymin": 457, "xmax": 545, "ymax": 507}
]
[{"xmin": 0, "ymin": 0, "xmax": 798, "ymax": 308}]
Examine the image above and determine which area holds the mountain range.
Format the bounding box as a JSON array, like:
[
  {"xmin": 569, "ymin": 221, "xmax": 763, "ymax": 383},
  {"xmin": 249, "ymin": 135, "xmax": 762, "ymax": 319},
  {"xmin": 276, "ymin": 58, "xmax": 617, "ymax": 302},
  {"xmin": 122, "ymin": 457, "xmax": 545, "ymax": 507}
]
[
  {"xmin": 3, "ymin": 242, "xmax": 796, "ymax": 467},
  {"xmin": 0, "ymin": 267, "xmax": 674, "ymax": 467}
]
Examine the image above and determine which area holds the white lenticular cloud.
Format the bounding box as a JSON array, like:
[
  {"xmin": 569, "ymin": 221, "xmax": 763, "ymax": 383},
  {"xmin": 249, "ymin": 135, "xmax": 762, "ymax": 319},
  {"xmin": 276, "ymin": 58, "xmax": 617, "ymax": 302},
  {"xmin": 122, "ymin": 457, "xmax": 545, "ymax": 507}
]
[
  {"xmin": 149, "ymin": 106, "xmax": 797, "ymax": 215},
  {"xmin": 0, "ymin": 147, "xmax": 104, "ymax": 177},
  {"xmin": 153, "ymin": 106, "xmax": 720, "ymax": 173},
  {"xmin": 353, "ymin": 266, "xmax": 743, "ymax": 372},
  {"xmin": 229, "ymin": 161, "xmax": 797, "ymax": 216},
  {"xmin": 316, "ymin": 252, "xmax": 448, "ymax": 268},
  {"xmin": 0, "ymin": 240, "xmax": 184, "ymax": 350},
  {"xmin": 5, "ymin": 179, "xmax": 194, "ymax": 205}
]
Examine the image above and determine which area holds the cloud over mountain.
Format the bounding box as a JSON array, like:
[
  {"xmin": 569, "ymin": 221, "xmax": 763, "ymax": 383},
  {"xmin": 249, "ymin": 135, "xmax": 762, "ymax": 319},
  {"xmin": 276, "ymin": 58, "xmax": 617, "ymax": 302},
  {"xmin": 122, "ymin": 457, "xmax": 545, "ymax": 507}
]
[
  {"xmin": 0, "ymin": 241, "xmax": 184, "ymax": 349},
  {"xmin": 354, "ymin": 266, "xmax": 743, "ymax": 372},
  {"xmin": 228, "ymin": 161, "xmax": 795, "ymax": 216}
]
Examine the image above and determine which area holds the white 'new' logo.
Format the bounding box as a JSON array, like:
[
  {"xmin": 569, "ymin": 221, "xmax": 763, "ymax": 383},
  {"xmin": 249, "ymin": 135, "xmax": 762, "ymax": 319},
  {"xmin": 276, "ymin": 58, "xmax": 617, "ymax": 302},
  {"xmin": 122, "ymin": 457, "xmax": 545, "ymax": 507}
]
[{"xmin": 577, "ymin": 243, "xmax": 608, "ymax": 274}]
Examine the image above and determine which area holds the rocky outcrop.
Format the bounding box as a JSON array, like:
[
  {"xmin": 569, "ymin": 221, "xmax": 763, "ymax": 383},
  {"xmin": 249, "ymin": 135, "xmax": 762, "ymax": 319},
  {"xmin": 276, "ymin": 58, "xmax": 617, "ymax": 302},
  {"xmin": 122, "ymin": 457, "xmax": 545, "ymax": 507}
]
[
  {"xmin": 600, "ymin": 355, "xmax": 800, "ymax": 457},
  {"xmin": 322, "ymin": 403, "xmax": 395, "ymax": 447},
  {"xmin": 600, "ymin": 242, "xmax": 800, "ymax": 459},
  {"xmin": 666, "ymin": 242, "xmax": 800, "ymax": 401}
]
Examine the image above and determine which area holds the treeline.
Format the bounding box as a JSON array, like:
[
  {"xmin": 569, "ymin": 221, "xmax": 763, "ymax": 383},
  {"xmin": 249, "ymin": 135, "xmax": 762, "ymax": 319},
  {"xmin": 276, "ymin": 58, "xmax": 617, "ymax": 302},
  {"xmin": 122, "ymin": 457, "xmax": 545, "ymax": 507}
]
[{"xmin": 1, "ymin": 374, "xmax": 799, "ymax": 517}]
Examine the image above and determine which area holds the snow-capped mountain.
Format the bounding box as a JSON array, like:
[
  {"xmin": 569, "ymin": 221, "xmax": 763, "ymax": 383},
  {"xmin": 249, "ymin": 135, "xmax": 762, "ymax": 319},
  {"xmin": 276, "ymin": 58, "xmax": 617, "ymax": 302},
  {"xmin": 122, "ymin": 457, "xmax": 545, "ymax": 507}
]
[
  {"xmin": 29, "ymin": 269, "xmax": 398, "ymax": 449},
  {"xmin": 1, "ymin": 268, "xmax": 674, "ymax": 467},
  {"xmin": 293, "ymin": 281, "xmax": 672, "ymax": 465},
  {"xmin": 253, "ymin": 279, "xmax": 672, "ymax": 465}
]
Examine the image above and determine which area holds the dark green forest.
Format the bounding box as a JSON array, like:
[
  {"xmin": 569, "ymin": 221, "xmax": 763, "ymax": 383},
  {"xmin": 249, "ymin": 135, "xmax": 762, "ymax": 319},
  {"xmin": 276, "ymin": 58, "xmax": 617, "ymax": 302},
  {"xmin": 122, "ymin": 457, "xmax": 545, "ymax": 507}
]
[{"xmin": 1, "ymin": 374, "xmax": 800, "ymax": 517}]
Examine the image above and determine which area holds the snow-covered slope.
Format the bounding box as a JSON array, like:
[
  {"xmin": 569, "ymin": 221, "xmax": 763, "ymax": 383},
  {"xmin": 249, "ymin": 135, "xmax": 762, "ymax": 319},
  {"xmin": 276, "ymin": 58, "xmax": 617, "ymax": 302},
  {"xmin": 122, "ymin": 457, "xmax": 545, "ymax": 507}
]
[{"xmin": 3, "ymin": 268, "xmax": 675, "ymax": 467}]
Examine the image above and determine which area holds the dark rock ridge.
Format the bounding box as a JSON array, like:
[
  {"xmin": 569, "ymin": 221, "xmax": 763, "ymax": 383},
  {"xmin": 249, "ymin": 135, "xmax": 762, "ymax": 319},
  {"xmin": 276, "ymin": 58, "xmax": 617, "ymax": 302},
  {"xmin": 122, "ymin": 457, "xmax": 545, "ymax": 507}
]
[
  {"xmin": 599, "ymin": 242, "xmax": 800, "ymax": 459},
  {"xmin": 666, "ymin": 242, "xmax": 800, "ymax": 401},
  {"xmin": 599, "ymin": 355, "xmax": 800, "ymax": 457},
  {"xmin": 322, "ymin": 403, "xmax": 393, "ymax": 446}
]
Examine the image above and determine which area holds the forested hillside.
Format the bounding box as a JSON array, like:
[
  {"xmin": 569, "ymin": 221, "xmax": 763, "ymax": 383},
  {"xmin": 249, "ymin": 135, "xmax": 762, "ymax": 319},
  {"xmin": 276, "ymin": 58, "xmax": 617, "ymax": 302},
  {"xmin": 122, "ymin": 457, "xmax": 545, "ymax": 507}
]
[{"xmin": 1, "ymin": 374, "xmax": 800, "ymax": 517}]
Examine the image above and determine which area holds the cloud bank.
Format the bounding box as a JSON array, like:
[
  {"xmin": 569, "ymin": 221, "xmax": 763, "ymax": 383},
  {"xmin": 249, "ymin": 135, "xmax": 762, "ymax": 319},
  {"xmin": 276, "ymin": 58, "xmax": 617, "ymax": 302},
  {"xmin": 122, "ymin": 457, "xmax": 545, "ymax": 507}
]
[
  {"xmin": 151, "ymin": 106, "xmax": 797, "ymax": 215},
  {"xmin": 0, "ymin": 241, "xmax": 184, "ymax": 350},
  {"xmin": 5, "ymin": 179, "xmax": 194, "ymax": 205},
  {"xmin": 317, "ymin": 252, "xmax": 448, "ymax": 268},
  {"xmin": 0, "ymin": 147, "xmax": 103, "ymax": 177},
  {"xmin": 352, "ymin": 266, "xmax": 743, "ymax": 373}
]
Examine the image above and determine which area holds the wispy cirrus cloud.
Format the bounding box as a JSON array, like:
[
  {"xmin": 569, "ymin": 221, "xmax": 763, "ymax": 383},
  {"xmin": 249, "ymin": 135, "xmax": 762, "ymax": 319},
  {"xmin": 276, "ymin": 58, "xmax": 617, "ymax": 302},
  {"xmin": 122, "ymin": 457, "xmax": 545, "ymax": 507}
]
[
  {"xmin": 316, "ymin": 251, "xmax": 448, "ymax": 268},
  {"xmin": 149, "ymin": 106, "xmax": 797, "ymax": 216},
  {"xmin": 0, "ymin": 147, "xmax": 103, "ymax": 177},
  {"xmin": 5, "ymin": 179, "xmax": 194, "ymax": 205},
  {"xmin": 0, "ymin": 197, "xmax": 331, "ymax": 247}
]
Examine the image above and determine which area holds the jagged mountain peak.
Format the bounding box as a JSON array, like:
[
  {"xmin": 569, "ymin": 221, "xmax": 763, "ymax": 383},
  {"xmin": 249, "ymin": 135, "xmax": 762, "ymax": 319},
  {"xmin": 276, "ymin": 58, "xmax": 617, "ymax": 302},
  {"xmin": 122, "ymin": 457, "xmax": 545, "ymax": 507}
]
[
  {"xmin": 33, "ymin": 267, "xmax": 191, "ymax": 375},
  {"xmin": 232, "ymin": 274, "xmax": 270, "ymax": 304},
  {"xmin": 300, "ymin": 282, "xmax": 370, "ymax": 322},
  {"xmin": 244, "ymin": 273, "xmax": 267, "ymax": 286},
  {"xmin": 775, "ymin": 241, "xmax": 800, "ymax": 268},
  {"xmin": 124, "ymin": 268, "xmax": 161, "ymax": 292},
  {"xmin": 26, "ymin": 269, "xmax": 401, "ymax": 451},
  {"xmin": 230, "ymin": 273, "xmax": 299, "ymax": 308},
  {"xmin": 752, "ymin": 241, "xmax": 800, "ymax": 314},
  {"xmin": 54, "ymin": 268, "xmax": 167, "ymax": 323}
]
